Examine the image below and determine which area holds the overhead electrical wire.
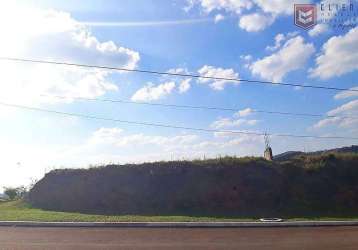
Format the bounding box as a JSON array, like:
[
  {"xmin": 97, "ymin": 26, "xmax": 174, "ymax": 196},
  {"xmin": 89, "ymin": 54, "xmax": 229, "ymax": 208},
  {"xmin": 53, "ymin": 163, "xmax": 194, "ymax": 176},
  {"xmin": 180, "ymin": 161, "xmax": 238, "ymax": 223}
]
[
  {"xmin": 40, "ymin": 94, "xmax": 358, "ymax": 120},
  {"xmin": 0, "ymin": 57, "xmax": 356, "ymax": 140},
  {"xmin": 1, "ymin": 57, "xmax": 358, "ymax": 93},
  {"xmin": 0, "ymin": 101, "xmax": 357, "ymax": 141}
]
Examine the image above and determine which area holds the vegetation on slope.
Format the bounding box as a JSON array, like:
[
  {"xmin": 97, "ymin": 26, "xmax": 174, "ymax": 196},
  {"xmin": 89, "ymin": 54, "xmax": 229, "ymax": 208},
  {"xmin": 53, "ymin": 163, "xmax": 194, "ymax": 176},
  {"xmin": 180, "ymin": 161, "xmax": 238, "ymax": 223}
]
[{"xmin": 28, "ymin": 153, "xmax": 358, "ymax": 218}]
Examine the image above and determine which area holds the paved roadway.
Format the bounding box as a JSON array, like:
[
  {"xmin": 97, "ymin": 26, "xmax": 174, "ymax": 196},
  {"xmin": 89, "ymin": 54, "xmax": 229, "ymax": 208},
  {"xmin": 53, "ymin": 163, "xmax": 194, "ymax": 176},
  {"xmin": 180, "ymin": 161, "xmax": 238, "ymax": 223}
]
[{"xmin": 0, "ymin": 226, "xmax": 358, "ymax": 249}]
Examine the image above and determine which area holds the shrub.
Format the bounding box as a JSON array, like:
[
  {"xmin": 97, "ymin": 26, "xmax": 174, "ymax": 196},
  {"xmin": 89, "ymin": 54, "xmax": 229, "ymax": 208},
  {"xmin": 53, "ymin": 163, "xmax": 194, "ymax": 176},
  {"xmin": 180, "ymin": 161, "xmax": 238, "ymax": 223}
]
[{"xmin": 4, "ymin": 186, "xmax": 27, "ymax": 200}]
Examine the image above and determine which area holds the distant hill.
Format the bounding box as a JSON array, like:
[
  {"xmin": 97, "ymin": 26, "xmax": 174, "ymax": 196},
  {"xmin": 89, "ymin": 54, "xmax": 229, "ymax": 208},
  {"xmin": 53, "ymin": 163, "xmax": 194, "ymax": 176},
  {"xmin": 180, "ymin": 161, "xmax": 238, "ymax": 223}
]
[
  {"xmin": 315, "ymin": 145, "xmax": 358, "ymax": 154},
  {"xmin": 274, "ymin": 145, "xmax": 358, "ymax": 161}
]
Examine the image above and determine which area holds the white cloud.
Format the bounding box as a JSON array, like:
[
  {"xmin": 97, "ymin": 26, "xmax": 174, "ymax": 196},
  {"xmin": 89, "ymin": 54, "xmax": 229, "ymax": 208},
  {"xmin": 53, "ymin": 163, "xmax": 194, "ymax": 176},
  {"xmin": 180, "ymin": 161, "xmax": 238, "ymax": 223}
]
[
  {"xmin": 184, "ymin": 0, "xmax": 196, "ymax": 12},
  {"xmin": 132, "ymin": 68, "xmax": 192, "ymax": 99},
  {"xmin": 211, "ymin": 118, "xmax": 238, "ymax": 128},
  {"xmin": 179, "ymin": 78, "xmax": 192, "ymax": 93},
  {"xmin": 313, "ymin": 117, "xmax": 341, "ymax": 129},
  {"xmin": 0, "ymin": 4, "xmax": 140, "ymax": 105},
  {"xmin": 266, "ymin": 33, "xmax": 285, "ymax": 51},
  {"xmin": 313, "ymin": 116, "xmax": 358, "ymax": 130},
  {"xmin": 197, "ymin": 65, "xmax": 239, "ymax": 90},
  {"xmin": 327, "ymin": 99, "xmax": 358, "ymax": 116},
  {"xmin": 88, "ymin": 127, "xmax": 199, "ymax": 149},
  {"xmin": 0, "ymin": 63, "xmax": 119, "ymax": 105},
  {"xmin": 192, "ymin": 0, "xmax": 253, "ymax": 14},
  {"xmin": 250, "ymin": 36, "xmax": 315, "ymax": 82},
  {"xmin": 234, "ymin": 108, "xmax": 253, "ymax": 117},
  {"xmin": 57, "ymin": 126, "xmax": 267, "ymax": 167},
  {"xmin": 89, "ymin": 127, "xmax": 124, "ymax": 145},
  {"xmin": 240, "ymin": 54, "xmax": 253, "ymax": 61},
  {"xmin": 211, "ymin": 108, "xmax": 258, "ymax": 129},
  {"xmin": 166, "ymin": 67, "xmax": 192, "ymax": 94},
  {"xmin": 308, "ymin": 23, "xmax": 329, "ymax": 37},
  {"xmin": 77, "ymin": 126, "xmax": 265, "ymax": 162},
  {"xmin": 167, "ymin": 67, "xmax": 190, "ymax": 75},
  {"xmin": 214, "ymin": 14, "xmax": 225, "ymax": 23},
  {"xmin": 266, "ymin": 32, "xmax": 299, "ymax": 51},
  {"xmin": 310, "ymin": 27, "xmax": 358, "ymax": 79},
  {"xmin": 239, "ymin": 13, "xmax": 274, "ymax": 32},
  {"xmin": 82, "ymin": 18, "xmax": 212, "ymax": 27},
  {"xmin": 253, "ymin": 0, "xmax": 310, "ymax": 15},
  {"xmin": 246, "ymin": 119, "xmax": 259, "ymax": 125},
  {"xmin": 131, "ymin": 82, "xmax": 176, "ymax": 102},
  {"xmin": 241, "ymin": 55, "xmax": 253, "ymax": 69},
  {"xmin": 212, "ymin": 130, "xmax": 264, "ymax": 148},
  {"xmin": 334, "ymin": 86, "xmax": 358, "ymax": 100},
  {"xmin": 211, "ymin": 118, "xmax": 258, "ymax": 128},
  {"xmin": 188, "ymin": 0, "xmax": 306, "ymax": 16},
  {"xmin": 58, "ymin": 128, "xmax": 214, "ymax": 165},
  {"xmin": 0, "ymin": 6, "xmax": 140, "ymax": 69},
  {"xmin": 219, "ymin": 134, "xmax": 263, "ymax": 146},
  {"xmin": 313, "ymin": 99, "xmax": 358, "ymax": 129},
  {"xmin": 187, "ymin": 0, "xmax": 311, "ymax": 31}
]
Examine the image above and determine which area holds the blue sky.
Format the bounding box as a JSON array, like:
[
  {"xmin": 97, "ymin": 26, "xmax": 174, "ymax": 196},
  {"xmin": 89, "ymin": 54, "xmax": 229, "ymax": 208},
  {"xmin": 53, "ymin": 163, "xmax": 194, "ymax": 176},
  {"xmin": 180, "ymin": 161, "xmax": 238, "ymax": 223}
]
[{"xmin": 0, "ymin": 0, "xmax": 357, "ymax": 189}]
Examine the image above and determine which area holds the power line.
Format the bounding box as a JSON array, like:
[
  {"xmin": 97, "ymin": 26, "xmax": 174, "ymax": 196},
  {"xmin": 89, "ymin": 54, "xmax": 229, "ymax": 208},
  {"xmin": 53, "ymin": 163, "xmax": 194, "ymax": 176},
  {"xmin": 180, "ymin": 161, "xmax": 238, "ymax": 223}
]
[
  {"xmin": 0, "ymin": 101, "xmax": 357, "ymax": 141},
  {"xmin": 1, "ymin": 57, "xmax": 358, "ymax": 93},
  {"xmin": 41, "ymin": 94, "xmax": 358, "ymax": 120}
]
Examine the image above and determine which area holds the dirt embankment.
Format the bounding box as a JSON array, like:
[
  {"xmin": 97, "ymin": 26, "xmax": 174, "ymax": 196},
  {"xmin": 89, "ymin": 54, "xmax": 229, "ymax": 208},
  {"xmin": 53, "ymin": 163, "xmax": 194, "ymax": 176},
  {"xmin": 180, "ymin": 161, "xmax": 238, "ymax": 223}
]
[{"xmin": 28, "ymin": 154, "xmax": 358, "ymax": 217}]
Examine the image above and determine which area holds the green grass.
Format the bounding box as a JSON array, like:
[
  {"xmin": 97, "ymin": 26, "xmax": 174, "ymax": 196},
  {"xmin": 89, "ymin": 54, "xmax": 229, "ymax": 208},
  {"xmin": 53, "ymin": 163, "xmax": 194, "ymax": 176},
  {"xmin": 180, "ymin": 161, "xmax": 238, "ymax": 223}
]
[
  {"xmin": 1, "ymin": 200, "xmax": 358, "ymax": 222},
  {"xmin": 0, "ymin": 200, "xmax": 255, "ymax": 222}
]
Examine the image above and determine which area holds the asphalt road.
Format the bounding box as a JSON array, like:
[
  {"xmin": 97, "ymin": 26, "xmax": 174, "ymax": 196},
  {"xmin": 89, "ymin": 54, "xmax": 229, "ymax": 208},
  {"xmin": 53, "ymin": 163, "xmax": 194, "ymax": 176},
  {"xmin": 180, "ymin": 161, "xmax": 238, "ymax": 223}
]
[{"xmin": 0, "ymin": 226, "xmax": 358, "ymax": 250}]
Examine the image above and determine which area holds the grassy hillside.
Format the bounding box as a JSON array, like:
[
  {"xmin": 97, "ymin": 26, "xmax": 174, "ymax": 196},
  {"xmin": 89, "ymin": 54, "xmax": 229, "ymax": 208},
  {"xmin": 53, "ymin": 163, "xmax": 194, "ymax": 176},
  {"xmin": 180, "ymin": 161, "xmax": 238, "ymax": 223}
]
[
  {"xmin": 0, "ymin": 200, "xmax": 255, "ymax": 222},
  {"xmin": 28, "ymin": 153, "xmax": 358, "ymax": 218}
]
